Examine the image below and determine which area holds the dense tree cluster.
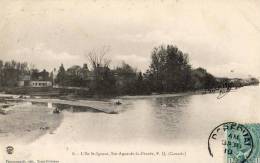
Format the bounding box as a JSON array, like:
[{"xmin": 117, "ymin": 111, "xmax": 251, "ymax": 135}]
[
  {"xmin": 31, "ymin": 69, "xmax": 51, "ymax": 81},
  {"xmin": 0, "ymin": 60, "xmax": 53, "ymax": 87},
  {"xmin": 1, "ymin": 44, "xmax": 258, "ymax": 96},
  {"xmin": 142, "ymin": 45, "xmax": 220, "ymax": 93},
  {"xmin": 55, "ymin": 64, "xmax": 90, "ymax": 87},
  {"xmin": 113, "ymin": 62, "xmax": 148, "ymax": 95},
  {"xmin": 0, "ymin": 60, "xmax": 30, "ymax": 87},
  {"xmin": 144, "ymin": 45, "xmax": 192, "ymax": 92}
]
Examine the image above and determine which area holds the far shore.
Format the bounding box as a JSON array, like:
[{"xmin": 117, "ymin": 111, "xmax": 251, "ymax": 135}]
[{"xmin": 0, "ymin": 84, "xmax": 255, "ymax": 101}]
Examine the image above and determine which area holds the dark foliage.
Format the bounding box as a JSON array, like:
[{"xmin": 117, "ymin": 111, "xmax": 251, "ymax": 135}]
[
  {"xmin": 0, "ymin": 60, "xmax": 29, "ymax": 87},
  {"xmin": 1, "ymin": 44, "xmax": 258, "ymax": 96}
]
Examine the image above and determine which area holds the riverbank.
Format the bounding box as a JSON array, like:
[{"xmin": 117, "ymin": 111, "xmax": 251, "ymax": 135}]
[
  {"xmin": 1, "ymin": 80, "xmax": 257, "ymax": 98},
  {"xmin": 0, "ymin": 102, "xmax": 63, "ymax": 144},
  {"xmin": 0, "ymin": 84, "xmax": 248, "ymax": 101},
  {"xmin": 0, "ymin": 93, "xmax": 122, "ymax": 143}
]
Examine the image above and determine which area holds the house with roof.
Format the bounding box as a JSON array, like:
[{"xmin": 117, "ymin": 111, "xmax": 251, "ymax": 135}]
[{"xmin": 18, "ymin": 70, "xmax": 52, "ymax": 88}]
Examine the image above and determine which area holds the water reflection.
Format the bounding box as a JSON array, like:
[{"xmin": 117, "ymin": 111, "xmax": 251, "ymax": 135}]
[
  {"xmin": 141, "ymin": 95, "xmax": 192, "ymax": 142},
  {"xmin": 28, "ymin": 86, "xmax": 260, "ymax": 144},
  {"xmin": 153, "ymin": 96, "xmax": 191, "ymax": 132},
  {"xmin": 70, "ymin": 95, "xmax": 194, "ymax": 143}
]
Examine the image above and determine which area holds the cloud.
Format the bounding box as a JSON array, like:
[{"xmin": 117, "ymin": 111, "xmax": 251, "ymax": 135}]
[
  {"xmin": 113, "ymin": 54, "xmax": 150, "ymax": 71},
  {"xmin": 9, "ymin": 43, "xmax": 84, "ymax": 70},
  {"xmin": 0, "ymin": 0, "xmax": 259, "ymax": 77},
  {"xmin": 205, "ymin": 62, "xmax": 258, "ymax": 78}
]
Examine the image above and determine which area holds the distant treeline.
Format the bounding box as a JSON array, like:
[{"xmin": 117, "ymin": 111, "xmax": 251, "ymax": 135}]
[
  {"xmin": 0, "ymin": 60, "xmax": 29, "ymax": 87},
  {"xmin": 0, "ymin": 44, "xmax": 259, "ymax": 96},
  {"xmin": 0, "ymin": 60, "xmax": 52, "ymax": 87}
]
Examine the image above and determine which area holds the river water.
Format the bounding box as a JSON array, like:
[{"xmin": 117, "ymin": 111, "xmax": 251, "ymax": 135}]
[
  {"xmin": 2, "ymin": 85, "xmax": 260, "ymax": 163},
  {"xmin": 35, "ymin": 85, "xmax": 260, "ymax": 144}
]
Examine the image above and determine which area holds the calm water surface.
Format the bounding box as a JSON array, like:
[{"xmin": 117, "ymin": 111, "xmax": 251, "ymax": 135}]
[{"xmin": 45, "ymin": 85, "xmax": 260, "ymax": 145}]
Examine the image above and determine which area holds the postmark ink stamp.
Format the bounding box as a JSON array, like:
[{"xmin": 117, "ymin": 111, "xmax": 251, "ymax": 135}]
[{"xmin": 208, "ymin": 122, "xmax": 254, "ymax": 163}]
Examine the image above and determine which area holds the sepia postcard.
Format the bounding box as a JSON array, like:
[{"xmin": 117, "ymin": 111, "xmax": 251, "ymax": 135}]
[{"xmin": 0, "ymin": 0, "xmax": 260, "ymax": 163}]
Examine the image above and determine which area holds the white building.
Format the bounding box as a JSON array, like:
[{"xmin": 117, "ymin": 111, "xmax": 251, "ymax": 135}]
[{"xmin": 29, "ymin": 81, "xmax": 52, "ymax": 87}]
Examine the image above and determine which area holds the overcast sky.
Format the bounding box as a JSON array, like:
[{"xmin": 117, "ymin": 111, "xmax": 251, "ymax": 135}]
[{"xmin": 0, "ymin": 0, "xmax": 260, "ymax": 78}]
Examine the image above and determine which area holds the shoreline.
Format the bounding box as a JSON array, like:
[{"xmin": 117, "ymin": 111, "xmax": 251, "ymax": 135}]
[
  {"xmin": 0, "ymin": 102, "xmax": 63, "ymax": 144},
  {"xmin": 1, "ymin": 84, "xmax": 256, "ymax": 101}
]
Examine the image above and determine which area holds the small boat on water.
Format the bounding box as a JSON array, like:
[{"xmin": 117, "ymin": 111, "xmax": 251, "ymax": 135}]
[
  {"xmin": 115, "ymin": 100, "xmax": 122, "ymax": 105},
  {"xmin": 53, "ymin": 108, "xmax": 60, "ymax": 114},
  {"xmin": 108, "ymin": 111, "xmax": 119, "ymax": 114}
]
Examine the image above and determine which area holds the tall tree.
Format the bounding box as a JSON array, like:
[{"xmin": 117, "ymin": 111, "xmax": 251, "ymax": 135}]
[
  {"xmin": 146, "ymin": 45, "xmax": 192, "ymax": 92},
  {"xmin": 0, "ymin": 60, "xmax": 29, "ymax": 87},
  {"xmin": 55, "ymin": 64, "xmax": 66, "ymax": 86},
  {"xmin": 86, "ymin": 47, "xmax": 116, "ymax": 94},
  {"xmin": 39, "ymin": 69, "xmax": 50, "ymax": 81},
  {"xmin": 114, "ymin": 62, "xmax": 137, "ymax": 94},
  {"xmin": 30, "ymin": 69, "xmax": 40, "ymax": 80},
  {"xmin": 66, "ymin": 65, "xmax": 82, "ymax": 86},
  {"xmin": 81, "ymin": 63, "xmax": 89, "ymax": 79}
]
